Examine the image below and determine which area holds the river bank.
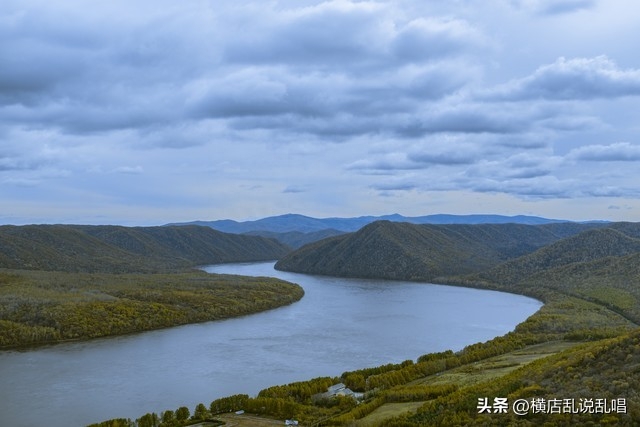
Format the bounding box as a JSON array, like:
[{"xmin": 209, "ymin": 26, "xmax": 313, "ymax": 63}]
[
  {"xmin": 0, "ymin": 262, "xmax": 542, "ymax": 427},
  {"xmin": 0, "ymin": 268, "xmax": 304, "ymax": 349}
]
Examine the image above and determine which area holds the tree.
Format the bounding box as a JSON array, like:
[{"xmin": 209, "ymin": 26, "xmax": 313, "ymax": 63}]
[
  {"xmin": 175, "ymin": 406, "xmax": 190, "ymax": 421},
  {"xmin": 136, "ymin": 412, "xmax": 159, "ymax": 427},
  {"xmin": 161, "ymin": 410, "xmax": 175, "ymax": 424},
  {"xmin": 193, "ymin": 403, "xmax": 209, "ymax": 420}
]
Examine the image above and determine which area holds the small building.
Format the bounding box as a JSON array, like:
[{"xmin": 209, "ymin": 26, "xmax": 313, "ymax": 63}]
[
  {"xmin": 327, "ymin": 383, "xmax": 347, "ymax": 394},
  {"xmin": 285, "ymin": 420, "xmax": 299, "ymax": 426},
  {"xmin": 312, "ymin": 382, "xmax": 364, "ymax": 403}
]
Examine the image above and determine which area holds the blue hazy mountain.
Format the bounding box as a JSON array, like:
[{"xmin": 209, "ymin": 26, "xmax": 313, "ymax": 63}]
[{"xmin": 168, "ymin": 213, "xmax": 567, "ymax": 235}]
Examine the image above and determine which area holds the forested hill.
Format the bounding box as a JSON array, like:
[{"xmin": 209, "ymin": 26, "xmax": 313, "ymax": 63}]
[
  {"xmin": 274, "ymin": 221, "xmax": 604, "ymax": 280},
  {"xmin": 457, "ymin": 224, "xmax": 640, "ymax": 327},
  {"xmin": 476, "ymin": 226, "xmax": 640, "ymax": 286},
  {"xmin": 0, "ymin": 224, "xmax": 290, "ymax": 273}
]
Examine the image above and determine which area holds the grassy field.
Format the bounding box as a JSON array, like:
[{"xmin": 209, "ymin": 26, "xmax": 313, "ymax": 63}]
[
  {"xmin": 414, "ymin": 340, "xmax": 578, "ymax": 388},
  {"xmin": 354, "ymin": 402, "xmax": 424, "ymax": 426},
  {"xmin": 215, "ymin": 413, "xmax": 285, "ymax": 427},
  {"xmin": 355, "ymin": 340, "xmax": 580, "ymax": 426}
]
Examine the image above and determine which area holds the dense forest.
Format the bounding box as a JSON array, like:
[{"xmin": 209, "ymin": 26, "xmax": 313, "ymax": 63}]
[
  {"xmin": 0, "ymin": 224, "xmax": 290, "ymax": 273},
  {"xmin": 274, "ymin": 221, "xmax": 605, "ymax": 280},
  {"xmin": 0, "ymin": 269, "xmax": 303, "ymax": 348},
  {"xmin": 6, "ymin": 221, "xmax": 640, "ymax": 425},
  {"xmin": 88, "ymin": 220, "xmax": 640, "ymax": 426},
  {"xmin": 0, "ymin": 224, "xmax": 301, "ymax": 348}
]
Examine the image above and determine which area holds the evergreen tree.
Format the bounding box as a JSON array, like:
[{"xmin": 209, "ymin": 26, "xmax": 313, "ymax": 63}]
[
  {"xmin": 175, "ymin": 406, "xmax": 190, "ymax": 421},
  {"xmin": 193, "ymin": 403, "xmax": 209, "ymax": 420}
]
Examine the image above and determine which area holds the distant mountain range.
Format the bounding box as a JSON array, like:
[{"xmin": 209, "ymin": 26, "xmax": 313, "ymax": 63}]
[
  {"xmin": 168, "ymin": 213, "xmax": 569, "ymax": 233},
  {"xmin": 167, "ymin": 213, "xmax": 574, "ymax": 248}
]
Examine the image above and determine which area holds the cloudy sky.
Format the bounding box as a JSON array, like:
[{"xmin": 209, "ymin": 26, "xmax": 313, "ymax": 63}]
[{"xmin": 2, "ymin": 0, "xmax": 640, "ymax": 225}]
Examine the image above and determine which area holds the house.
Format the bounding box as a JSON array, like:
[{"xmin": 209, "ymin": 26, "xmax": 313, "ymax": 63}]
[
  {"xmin": 285, "ymin": 420, "xmax": 299, "ymax": 426},
  {"xmin": 312, "ymin": 382, "xmax": 364, "ymax": 402},
  {"xmin": 327, "ymin": 383, "xmax": 347, "ymax": 395}
]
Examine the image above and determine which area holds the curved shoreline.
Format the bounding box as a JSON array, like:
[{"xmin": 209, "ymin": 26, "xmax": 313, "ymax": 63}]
[
  {"xmin": 5, "ymin": 262, "xmax": 635, "ymax": 427},
  {"xmin": 0, "ymin": 268, "xmax": 304, "ymax": 350}
]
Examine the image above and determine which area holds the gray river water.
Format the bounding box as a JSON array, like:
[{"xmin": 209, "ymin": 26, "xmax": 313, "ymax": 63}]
[{"xmin": 0, "ymin": 262, "xmax": 542, "ymax": 427}]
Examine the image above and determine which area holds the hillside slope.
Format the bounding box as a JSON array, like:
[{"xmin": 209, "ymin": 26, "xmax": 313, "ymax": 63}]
[
  {"xmin": 244, "ymin": 228, "xmax": 346, "ymax": 249},
  {"xmin": 275, "ymin": 221, "xmax": 598, "ymax": 280},
  {"xmin": 398, "ymin": 330, "xmax": 640, "ymax": 426},
  {"xmin": 0, "ymin": 224, "xmax": 290, "ymax": 273},
  {"xmin": 453, "ymin": 224, "xmax": 640, "ymax": 326},
  {"xmin": 477, "ymin": 226, "xmax": 640, "ymax": 285}
]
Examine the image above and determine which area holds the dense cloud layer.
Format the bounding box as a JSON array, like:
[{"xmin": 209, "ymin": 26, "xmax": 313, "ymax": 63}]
[{"xmin": 2, "ymin": 0, "xmax": 640, "ymax": 224}]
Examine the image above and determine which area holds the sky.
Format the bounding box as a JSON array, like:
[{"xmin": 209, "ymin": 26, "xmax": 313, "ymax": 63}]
[{"xmin": 2, "ymin": 0, "xmax": 640, "ymax": 225}]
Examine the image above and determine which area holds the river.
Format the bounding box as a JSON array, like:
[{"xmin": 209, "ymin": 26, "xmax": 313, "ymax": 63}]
[{"xmin": 0, "ymin": 262, "xmax": 541, "ymax": 427}]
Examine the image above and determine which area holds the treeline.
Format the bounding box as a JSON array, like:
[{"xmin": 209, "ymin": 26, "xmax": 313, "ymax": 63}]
[
  {"xmin": 90, "ymin": 393, "xmax": 332, "ymax": 427},
  {"xmin": 87, "ymin": 402, "xmax": 221, "ymax": 427},
  {"xmin": 341, "ymin": 359, "xmax": 415, "ymax": 391},
  {"xmin": 93, "ymin": 383, "xmax": 454, "ymax": 427},
  {"xmin": 258, "ymin": 377, "xmax": 337, "ymax": 403},
  {"xmin": 0, "ymin": 269, "xmax": 303, "ymax": 348}
]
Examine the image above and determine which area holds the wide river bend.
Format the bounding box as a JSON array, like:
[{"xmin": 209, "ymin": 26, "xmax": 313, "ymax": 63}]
[{"xmin": 0, "ymin": 262, "xmax": 542, "ymax": 427}]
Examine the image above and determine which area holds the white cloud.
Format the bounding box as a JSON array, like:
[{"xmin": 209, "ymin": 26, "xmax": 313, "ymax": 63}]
[{"xmin": 568, "ymin": 142, "xmax": 640, "ymax": 161}]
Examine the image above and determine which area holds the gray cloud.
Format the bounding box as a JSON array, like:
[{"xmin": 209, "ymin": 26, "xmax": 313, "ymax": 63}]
[
  {"xmin": 283, "ymin": 185, "xmax": 306, "ymax": 194},
  {"xmin": 347, "ymin": 153, "xmax": 419, "ymax": 173},
  {"xmin": 408, "ymin": 145, "xmax": 479, "ymax": 165},
  {"xmin": 223, "ymin": 1, "xmax": 387, "ymax": 66},
  {"xmin": 466, "ymin": 175, "xmax": 577, "ymax": 199},
  {"xmin": 0, "ymin": 142, "xmax": 52, "ymax": 172},
  {"xmin": 464, "ymin": 154, "xmax": 559, "ymax": 182},
  {"xmin": 568, "ymin": 142, "xmax": 640, "ymax": 161},
  {"xmin": 390, "ymin": 17, "xmax": 487, "ymax": 61},
  {"xmin": 538, "ymin": 0, "xmax": 596, "ymax": 15},
  {"xmin": 371, "ymin": 182, "xmax": 418, "ymax": 191},
  {"xmin": 398, "ymin": 104, "xmax": 531, "ymax": 137},
  {"xmin": 2, "ymin": 0, "xmax": 489, "ymax": 143},
  {"xmin": 3, "ymin": 0, "xmax": 640, "ymax": 224},
  {"xmin": 224, "ymin": 2, "xmax": 486, "ymax": 67},
  {"xmin": 485, "ymin": 56, "xmax": 640, "ymax": 101},
  {"xmin": 509, "ymin": 0, "xmax": 597, "ymax": 15}
]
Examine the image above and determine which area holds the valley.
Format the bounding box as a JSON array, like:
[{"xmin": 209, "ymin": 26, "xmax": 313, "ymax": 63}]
[{"xmin": 2, "ymin": 217, "xmax": 640, "ymax": 425}]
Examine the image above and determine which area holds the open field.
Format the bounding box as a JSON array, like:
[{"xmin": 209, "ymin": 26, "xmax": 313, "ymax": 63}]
[
  {"xmin": 413, "ymin": 340, "xmax": 579, "ymax": 388},
  {"xmin": 354, "ymin": 402, "xmax": 424, "ymax": 426},
  {"xmin": 215, "ymin": 413, "xmax": 286, "ymax": 427},
  {"xmin": 355, "ymin": 340, "xmax": 580, "ymax": 426}
]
